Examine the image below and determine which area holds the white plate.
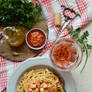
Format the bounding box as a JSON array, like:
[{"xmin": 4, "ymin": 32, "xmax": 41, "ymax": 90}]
[{"xmin": 7, "ymin": 57, "xmax": 77, "ymax": 92}]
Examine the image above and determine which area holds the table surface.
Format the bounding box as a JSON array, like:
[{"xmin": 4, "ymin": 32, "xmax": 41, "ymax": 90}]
[
  {"xmin": 71, "ymin": 21, "xmax": 92, "ymax": 92},
  {"xmin": 2, "ymin": 22, "xmax": 92, "ymax": 92}
]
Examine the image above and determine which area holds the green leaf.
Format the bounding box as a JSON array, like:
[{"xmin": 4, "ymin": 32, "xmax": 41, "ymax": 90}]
[
  {"xmin": 73, "ymin": 34, "xmax": 79, "ymax": 39},
  {"xmin": 66, "ymin": 26, "xmax": 73, "ymax": 30},
  {"xmin": 37, "ymin": 17, "xmax": 44, "ymax": 22},
  {"xmin": 77, "ymin": 38, "xmax": 84, "ymax": 44},
  {"xmin": 76, "ymin": 27, "xmax": 81, "ymax": 31},
  {"xmin": 82, "ymin": 46, "xmax": 86, "ymax": 52},
  {"xmin": 87, "ymin": 44, "xmax": 92, "ymax": 49},
  {"xmin": 84, "ymin": 31, "xmax": 89, "ymax": 37},
  {"xmin": 70, "ymin": 31, "xmax": 80, "ymax": 39},
  {"xmin": 20, "ymin": 0, "xmax": 25, "ymax": 3},
  {"xmin": 0, "ymin": 0, "xmax": 2, "ymax": 3},
  {"xmin": 24, "ymin": 0, "xmax": 30, "ymax": 3},
  {"xmin": 80, "ymin": 31, "xmax": 88, "ymax": 40}
]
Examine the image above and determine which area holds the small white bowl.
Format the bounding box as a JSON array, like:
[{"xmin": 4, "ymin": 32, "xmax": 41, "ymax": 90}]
[{"xmin": 25, "ymin": 28, "xmax": 47, "ymax": 50}]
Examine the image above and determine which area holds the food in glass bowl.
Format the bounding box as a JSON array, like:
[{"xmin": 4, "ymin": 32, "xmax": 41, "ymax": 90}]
[
  {"xmin": 50, "ymin": 38, "xmax": 83, "ymax": 71},
  {"xmin": 25, "ymin": 28, "xmax": 47, "ymax": 50},
  {"xmin": 17, "ymin": 67, "xmax": 65, "ymax": 92}
]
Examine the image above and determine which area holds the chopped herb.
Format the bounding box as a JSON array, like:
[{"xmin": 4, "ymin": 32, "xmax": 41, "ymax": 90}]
[
  {"xmin": 66, "ymin": 26, "xmax": 92, "ymax": 72},
  {"xmin": 57, "ymin": 87, "xmax": 61, "ymax": 92}
]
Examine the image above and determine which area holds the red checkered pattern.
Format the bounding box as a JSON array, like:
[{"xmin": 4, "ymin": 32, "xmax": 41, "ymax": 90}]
[{"xmin": 0, "ymin": 0, "xmax": 92, "ymax": 91}]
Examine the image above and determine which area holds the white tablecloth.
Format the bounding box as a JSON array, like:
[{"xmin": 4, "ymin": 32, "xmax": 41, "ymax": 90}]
[{"xmin": 71, "ymin": 21, "xmax": 92, "ymax": 92}]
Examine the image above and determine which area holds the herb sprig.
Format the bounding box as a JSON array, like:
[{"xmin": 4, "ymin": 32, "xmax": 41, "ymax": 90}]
[
  {"xmin": 0, "ymin": 0, "xmax": 42, "ymax": 29},
  {"xmin": 66, "ymin": 26, "xmax": 92, "ymax": 72}
]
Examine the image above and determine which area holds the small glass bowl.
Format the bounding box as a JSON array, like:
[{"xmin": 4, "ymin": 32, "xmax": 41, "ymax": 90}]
[
  {"xmin": 25, "ymin": 28, "xmax": 47, "ymax": 50},
  {"xmin": 50, "ymin": 37, "xmax": 83, "ymax": 71}
]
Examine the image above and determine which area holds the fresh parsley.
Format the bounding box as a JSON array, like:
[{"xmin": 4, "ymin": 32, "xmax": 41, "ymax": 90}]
[
  {"xmin": 0, "ymin": 0, "xmax": 42, "ymax": 29},
  {"xmin": 66, "ymin": 26, "xmax": 92, "ymax": 72}
]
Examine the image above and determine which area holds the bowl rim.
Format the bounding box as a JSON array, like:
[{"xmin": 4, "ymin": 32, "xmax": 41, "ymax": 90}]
[{"xmin": 25, "ymin": 28, "xmax": 47, "ymax": 50}]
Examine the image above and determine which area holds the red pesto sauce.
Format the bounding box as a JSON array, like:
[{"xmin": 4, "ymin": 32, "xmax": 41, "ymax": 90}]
[
  {"xmin": 27, "ymin": 30, "xmax": 45, "ymax": 48},
  {"xmin": 52, "ymin": 39, "xmax": 77, "ymax": 66}
]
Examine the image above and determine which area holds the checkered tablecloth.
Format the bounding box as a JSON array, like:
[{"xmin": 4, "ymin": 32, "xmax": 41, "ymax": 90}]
[{"xmin": 0, "ymin": 0, "xmax": 92, "ymax": 91}]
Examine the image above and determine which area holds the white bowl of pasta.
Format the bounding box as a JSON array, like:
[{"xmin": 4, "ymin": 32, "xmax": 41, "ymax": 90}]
[
  {"xmin": 7, "ymin": 57, "xmax": 76, "ymax": 92},
  {"xmin": 17, "ymin": 65, "xmax": 65, "ymax": 92}
]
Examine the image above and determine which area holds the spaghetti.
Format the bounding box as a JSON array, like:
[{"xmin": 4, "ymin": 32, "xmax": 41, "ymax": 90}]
[{"xmin": 17, "ymin": 68, "xmax": 64, "ymax": 92}]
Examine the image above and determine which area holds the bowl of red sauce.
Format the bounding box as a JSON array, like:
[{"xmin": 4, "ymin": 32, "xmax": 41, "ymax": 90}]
[
  {"xmin": 50, "ymin": 38, "xmax": 83, "ymax": 71},
  {"xmin": 25, "ymin": 28, "xmax": 47, "ymax": 50}
]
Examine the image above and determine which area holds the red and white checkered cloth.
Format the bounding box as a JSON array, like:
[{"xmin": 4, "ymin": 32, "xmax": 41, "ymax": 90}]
[{"xmin": 0, "ymin": 0, "xmax": 92, "ymax": 91}]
